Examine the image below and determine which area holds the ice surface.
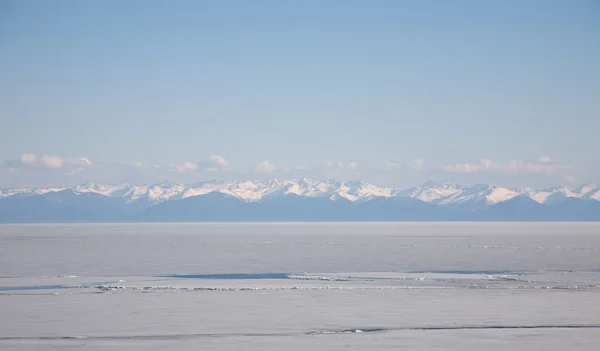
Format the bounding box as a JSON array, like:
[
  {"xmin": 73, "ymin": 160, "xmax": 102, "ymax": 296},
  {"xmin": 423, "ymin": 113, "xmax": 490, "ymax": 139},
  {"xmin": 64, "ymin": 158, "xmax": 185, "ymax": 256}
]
[{"xmin": 1, "ymin": 223, "xmax": 599, "ymax": 350}]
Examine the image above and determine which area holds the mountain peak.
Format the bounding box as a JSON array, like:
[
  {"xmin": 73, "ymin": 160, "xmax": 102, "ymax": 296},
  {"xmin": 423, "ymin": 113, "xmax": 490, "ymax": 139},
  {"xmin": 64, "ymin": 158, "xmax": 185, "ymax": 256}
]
[
  {"xmin": 153, "ymin": 180, "xmax": 184, "ymax": 188},
  {"xmin": 2, "ymin": 179, "xmax": 600, "ymax": 222},
  {"xmin": 1, "ymin": 180, "xmax": 599, "ymax": 207}
]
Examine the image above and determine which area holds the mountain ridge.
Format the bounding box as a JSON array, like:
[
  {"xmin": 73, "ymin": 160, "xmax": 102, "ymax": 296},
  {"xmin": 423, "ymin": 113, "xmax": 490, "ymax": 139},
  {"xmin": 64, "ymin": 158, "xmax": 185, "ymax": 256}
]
[
  {"xmin": 1, "ymin": 179, "xmax": 599, "ymax": 222},
  {"xmin": 3, "ymin": 179, "xmax": 599, "ymax": 204}
]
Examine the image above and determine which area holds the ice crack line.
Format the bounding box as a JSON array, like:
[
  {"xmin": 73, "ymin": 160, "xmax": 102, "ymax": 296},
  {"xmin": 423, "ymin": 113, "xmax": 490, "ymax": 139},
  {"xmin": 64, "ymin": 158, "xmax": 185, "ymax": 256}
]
[{"xmin": 2, "ymin": 324, "xmax": 600, "ymax": 341}]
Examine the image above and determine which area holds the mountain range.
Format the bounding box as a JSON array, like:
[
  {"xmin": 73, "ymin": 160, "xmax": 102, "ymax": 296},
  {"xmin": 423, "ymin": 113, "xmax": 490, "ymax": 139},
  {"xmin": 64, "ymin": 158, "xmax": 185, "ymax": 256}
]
[{"xmin": 1, "ymin": 179, "xmax": 599, "ymax": 222}]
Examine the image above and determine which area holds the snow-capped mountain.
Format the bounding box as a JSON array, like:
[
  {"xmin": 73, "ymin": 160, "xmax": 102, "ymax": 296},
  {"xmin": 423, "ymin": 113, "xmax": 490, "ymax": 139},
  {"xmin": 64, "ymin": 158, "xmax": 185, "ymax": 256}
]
[
  {"xmin": 1, "ymin": 179, "xmax": 599, "ymax": 222},
  {"xmin": 2, "ymin": 179, "xmax": 597, "ymax": 205}
]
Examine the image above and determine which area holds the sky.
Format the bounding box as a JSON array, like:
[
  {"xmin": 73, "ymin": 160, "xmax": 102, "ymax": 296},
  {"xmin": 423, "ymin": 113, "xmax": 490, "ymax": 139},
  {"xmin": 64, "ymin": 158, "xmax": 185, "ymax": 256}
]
[{"xmin": 1, "ymin": 0, "xmax": 599, "ymax": 188}]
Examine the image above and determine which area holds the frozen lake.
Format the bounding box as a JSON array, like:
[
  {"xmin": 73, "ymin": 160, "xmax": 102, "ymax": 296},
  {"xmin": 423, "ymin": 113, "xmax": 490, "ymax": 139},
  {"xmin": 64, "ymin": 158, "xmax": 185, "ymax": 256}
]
[{"xmin": 1, "ymin": 223, "xmax": 599, "ymax": 350}]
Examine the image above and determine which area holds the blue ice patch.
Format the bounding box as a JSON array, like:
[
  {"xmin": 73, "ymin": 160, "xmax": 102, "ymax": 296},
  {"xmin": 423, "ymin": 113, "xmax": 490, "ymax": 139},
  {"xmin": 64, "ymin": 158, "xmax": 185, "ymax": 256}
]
[{"xmin": 162, "ymin": 273, "xmax": 291, "ymax": 280}]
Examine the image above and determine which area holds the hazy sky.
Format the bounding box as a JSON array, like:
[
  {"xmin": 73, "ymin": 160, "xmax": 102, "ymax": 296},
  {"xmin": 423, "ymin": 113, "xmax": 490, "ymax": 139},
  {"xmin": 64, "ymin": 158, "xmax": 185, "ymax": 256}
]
[{"xmin": 1, "ymin": 0, "xmax": 599, "ymax": 187}]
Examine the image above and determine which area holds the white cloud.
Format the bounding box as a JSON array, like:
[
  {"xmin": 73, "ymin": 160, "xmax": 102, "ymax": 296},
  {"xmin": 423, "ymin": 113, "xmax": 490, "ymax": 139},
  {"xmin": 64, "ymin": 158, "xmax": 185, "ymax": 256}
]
[
  {"xmin": 131, "ymin": 161, "xmax": 160, "ymax": 169},
  {"xmin": 183, "ymin": 162, "xmax": 198, "ymax": 171},
  {"xmin": 321, "ymin": 161, "xmax": 359, "ymax": 171},
  {"xmin": 65, "ymin": 157, "xmax": 92, "ymax": 166},
  {"xmin": 537, "ymin": 156, "xmax": 552, "ymax": 163},
  {"xmin": 255, "ymin": 160, "xmax": 275, "ymax": 173},
  {"xmin": 38, "ymin": 155, "xmax": 91, "ymax": 169},
  {"xmin": 0, "ymin": 153, "xmax": 590, "ymax": 189},
  {"xmin": 440, "ymin": 159, "xmax": 567, "ymax": 174},
  {"xmin": 41, "ymin": 155, "xmax": 63, "ymax": 168},
  {"xmin": 20, "ymin": 153, "xmax": 37, "ymax": 165},
  {"xmin": 409, "ymin": 159, "xmax": 425, "ymax": 170},
  {"xmin": 142, "ymin": 155, "xmax": 226, "ymax": 174},
  {"xmin": 441, "ymin": 162, "xmax": 479, "ymax": 173},
  {"xmin": 193, "ymin": 155, "xmax": 229, "ymax": 172},
  {"xmin": 208, "ymin": 155, "xmax": 228, "ymax": 168},
  {"xmin": 380, "ymin": 160, "xmax": 427, "ymax": 172},
  {"xmin": 170, "ymin": 161, "xmax": 199, "ymax": 173}
]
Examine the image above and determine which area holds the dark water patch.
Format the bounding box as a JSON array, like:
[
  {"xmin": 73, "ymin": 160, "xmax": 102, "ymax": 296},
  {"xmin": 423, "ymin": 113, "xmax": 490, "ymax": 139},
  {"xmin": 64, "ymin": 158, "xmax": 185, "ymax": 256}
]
[{"xmin": 0, "ymin": 285, "xmax": 68, "ymax": 292}]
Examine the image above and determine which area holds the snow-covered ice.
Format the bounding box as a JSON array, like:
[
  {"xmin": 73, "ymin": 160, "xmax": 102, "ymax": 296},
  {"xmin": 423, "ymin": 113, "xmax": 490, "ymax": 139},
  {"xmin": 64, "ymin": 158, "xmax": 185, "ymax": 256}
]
[{"xmin": 1, "ymin": 223, "xmax": 599, "ymax": 350}]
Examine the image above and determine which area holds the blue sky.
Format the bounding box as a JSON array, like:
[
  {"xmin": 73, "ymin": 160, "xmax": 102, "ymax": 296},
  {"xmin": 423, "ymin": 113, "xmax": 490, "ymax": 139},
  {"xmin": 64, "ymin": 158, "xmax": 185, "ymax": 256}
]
[{"xmin": 1, "ymin": 0, "xmax": 599, "ymax": 187}]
